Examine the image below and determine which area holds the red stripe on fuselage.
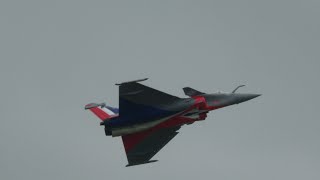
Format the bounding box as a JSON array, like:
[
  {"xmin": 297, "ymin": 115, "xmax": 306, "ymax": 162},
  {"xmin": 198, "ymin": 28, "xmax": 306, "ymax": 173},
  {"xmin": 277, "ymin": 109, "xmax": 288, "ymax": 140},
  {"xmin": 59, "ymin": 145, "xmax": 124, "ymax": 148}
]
[{"xmin": 192, "ymin": 96, "xmax": 225, "ymax": 111}]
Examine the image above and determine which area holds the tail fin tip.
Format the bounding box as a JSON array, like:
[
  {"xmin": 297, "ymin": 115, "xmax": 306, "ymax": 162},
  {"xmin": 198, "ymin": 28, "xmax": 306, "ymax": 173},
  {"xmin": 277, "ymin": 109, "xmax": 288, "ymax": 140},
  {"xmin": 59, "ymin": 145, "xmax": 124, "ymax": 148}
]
[{"xmin": 85, "ymin": 103, "xmax": 105, "ymax": 110}]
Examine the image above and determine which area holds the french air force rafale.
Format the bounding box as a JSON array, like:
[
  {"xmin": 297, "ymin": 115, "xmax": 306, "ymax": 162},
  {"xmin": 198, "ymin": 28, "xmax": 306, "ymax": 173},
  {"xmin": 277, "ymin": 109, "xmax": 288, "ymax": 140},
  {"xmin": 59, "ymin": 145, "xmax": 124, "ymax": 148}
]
[{"xmin": 85, "ymin": 78, "xmax": 260, "ymax": 166}]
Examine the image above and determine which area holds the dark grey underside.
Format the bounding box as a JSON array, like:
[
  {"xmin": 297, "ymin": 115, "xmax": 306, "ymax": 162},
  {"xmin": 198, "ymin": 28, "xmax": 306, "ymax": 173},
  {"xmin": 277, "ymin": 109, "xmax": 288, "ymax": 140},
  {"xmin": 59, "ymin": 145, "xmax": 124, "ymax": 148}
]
[{"xmin": 124, "ymin": 126, "xmax": 181, "ymax": 166}]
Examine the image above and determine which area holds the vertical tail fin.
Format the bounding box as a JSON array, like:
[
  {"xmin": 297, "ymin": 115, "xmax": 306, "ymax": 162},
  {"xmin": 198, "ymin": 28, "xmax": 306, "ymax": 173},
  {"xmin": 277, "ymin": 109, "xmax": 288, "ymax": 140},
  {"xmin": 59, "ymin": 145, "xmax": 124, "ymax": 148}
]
[{"xmin": 85, "ymin": 103, "xmax": 118, "ymax": 121}]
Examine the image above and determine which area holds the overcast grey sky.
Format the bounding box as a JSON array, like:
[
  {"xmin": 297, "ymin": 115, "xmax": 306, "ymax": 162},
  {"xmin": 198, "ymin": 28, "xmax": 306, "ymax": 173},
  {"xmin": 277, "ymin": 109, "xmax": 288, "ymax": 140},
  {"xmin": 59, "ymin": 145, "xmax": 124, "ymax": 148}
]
[{"xmin": 1, "ymin": 0, "xmax": 319, "ymax": 179}]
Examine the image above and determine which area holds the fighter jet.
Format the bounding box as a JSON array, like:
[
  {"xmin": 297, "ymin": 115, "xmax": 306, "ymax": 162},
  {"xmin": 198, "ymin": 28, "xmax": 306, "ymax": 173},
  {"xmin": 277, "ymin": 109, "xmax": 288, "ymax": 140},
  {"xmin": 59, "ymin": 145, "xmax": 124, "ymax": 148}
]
[{"xmin": 85, "ymin": 78, "xmax": 260, "ymax": 166}]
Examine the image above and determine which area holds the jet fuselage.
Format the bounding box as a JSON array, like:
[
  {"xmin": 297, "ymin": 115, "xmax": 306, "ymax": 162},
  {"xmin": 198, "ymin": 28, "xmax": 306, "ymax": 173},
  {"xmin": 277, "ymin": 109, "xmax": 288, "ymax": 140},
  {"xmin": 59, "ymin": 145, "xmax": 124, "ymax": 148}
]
[{"xmin": 104, "ymin": 92, "xmax": 260, "ymax": 137}]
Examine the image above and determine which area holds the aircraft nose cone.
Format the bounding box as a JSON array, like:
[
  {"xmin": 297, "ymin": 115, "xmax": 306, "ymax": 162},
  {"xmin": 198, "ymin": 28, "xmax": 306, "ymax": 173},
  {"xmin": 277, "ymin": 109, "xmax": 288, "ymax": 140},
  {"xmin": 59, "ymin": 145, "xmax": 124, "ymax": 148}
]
[{"xmin": 236, "ymin": 94, "xmax": 261, "ymax": 104}]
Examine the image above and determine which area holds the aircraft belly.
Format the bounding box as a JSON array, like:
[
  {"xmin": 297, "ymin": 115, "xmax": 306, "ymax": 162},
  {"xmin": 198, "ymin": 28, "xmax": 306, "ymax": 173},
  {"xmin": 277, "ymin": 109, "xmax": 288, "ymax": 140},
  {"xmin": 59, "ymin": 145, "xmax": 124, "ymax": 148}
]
[{"xmin": 111, "ymin": 113, "xmax": 180, "ymax": 137}]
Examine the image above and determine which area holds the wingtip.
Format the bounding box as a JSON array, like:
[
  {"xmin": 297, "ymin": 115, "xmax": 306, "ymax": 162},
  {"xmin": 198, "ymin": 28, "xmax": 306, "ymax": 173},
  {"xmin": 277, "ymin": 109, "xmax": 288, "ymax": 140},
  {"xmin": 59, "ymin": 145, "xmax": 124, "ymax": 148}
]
[
  {"xmin": 115, "ymin": 78, "xmax": 149, "ymax": 86},
  {"xmin": 125, "ymin": 160, "xmax": 158, "ymax": 167}
]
